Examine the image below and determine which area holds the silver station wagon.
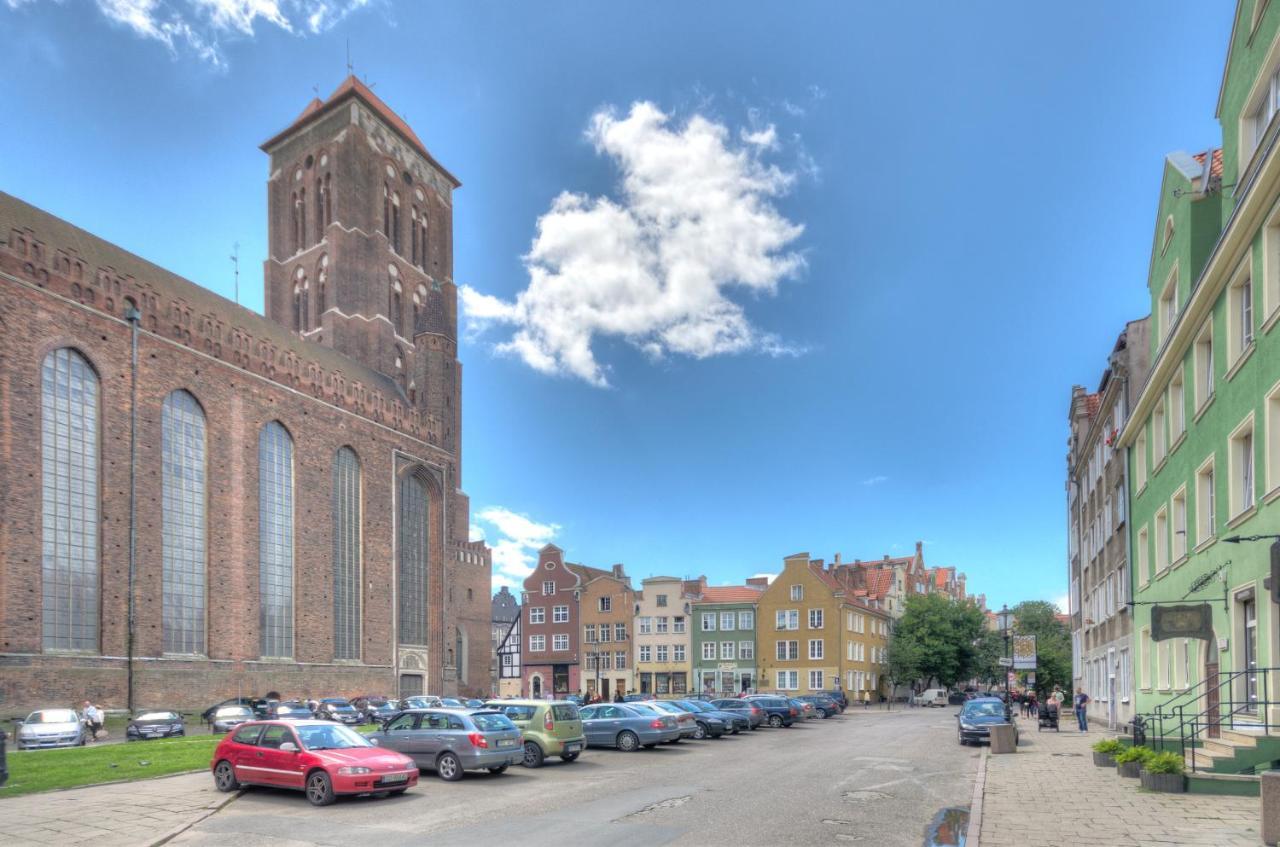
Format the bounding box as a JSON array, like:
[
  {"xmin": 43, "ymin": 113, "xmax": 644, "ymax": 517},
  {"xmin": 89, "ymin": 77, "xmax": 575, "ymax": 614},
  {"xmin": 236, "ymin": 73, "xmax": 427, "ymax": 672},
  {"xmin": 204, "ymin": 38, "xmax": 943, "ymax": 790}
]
[{"xmin": 373, "ymin": 708, "xmax": 523, "ymax": 781}]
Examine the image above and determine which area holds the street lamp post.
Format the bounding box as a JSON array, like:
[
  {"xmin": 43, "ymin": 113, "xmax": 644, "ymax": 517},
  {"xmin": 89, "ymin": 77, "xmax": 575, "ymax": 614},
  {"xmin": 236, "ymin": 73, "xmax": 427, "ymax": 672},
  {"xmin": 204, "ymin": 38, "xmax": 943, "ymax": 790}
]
[{"xmin": 996, "ymin": 604, "xmax": 1014, "ymax": 718}]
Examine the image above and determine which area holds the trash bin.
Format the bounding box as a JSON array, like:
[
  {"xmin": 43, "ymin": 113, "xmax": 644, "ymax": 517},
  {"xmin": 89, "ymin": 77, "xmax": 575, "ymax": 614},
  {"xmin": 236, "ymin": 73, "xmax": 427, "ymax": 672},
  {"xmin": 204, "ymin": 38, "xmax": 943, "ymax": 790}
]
[{"xmin": 990, "ymin": 723, "xmax": 1017, "ymax": 754}]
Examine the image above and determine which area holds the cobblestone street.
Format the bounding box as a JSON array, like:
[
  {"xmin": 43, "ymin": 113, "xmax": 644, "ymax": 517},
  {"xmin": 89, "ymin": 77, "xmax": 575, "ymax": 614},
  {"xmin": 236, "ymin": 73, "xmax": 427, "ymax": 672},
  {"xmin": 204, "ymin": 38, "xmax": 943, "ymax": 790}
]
[{"xmin": 977, "ymin": 728, "xmax": 1260, "ymax": 847}]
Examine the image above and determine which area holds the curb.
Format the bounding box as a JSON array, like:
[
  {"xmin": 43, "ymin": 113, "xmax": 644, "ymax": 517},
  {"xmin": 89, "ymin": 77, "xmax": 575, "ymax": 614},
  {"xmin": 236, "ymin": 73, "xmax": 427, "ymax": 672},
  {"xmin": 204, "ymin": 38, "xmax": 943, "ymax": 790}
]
[
  {"xmin": 965, "ymin": 748, "xmax": 988, "ymax": 847},
  {"xmin": 149, "ymin": 788, "xmax": 242, "ymax": 847},
  {"xmin": 0, "ymin": 768, "xmax": 209, "ymax": 800}
]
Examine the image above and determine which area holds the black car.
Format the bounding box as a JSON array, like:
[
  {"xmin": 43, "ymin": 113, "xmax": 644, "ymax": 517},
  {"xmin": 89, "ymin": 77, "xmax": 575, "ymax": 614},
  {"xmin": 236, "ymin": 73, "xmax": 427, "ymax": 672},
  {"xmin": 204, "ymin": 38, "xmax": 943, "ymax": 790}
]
[
  {"xmin": 742, "ymin": 695, "xmax": 797, "ymax": 727},
  {"xmin": 795, "ymin": 695, "xmax": 839, "ymax": 718},
  {"xmin": 316, "ymin": 698, "xmax": 363, "ymax": 725},
  {"xmin": 823, "ymin": 690, "xmax": 848, "ymax": 710},
  {"xmin": 958, "ymin": 697, "xmax": 1018, "ymax": 745},
  {"xmin": 126, "ymin": 710, "xmax": 186, "ymax": 741}
]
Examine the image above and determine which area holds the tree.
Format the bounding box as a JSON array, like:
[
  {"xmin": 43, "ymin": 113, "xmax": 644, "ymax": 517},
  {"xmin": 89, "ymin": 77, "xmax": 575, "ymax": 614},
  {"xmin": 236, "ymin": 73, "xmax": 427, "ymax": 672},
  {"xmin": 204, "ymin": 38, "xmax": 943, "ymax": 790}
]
[
  {"xmin": 882, "ymin": 635, "xmax": 924, "ymax": 709},
  {"xmin": 888, "ymin": 594, "xmax": 988, "ymax": 689},
  {"xmin": 1011, "ymin": 600, "xmax": 1072, "ymax": 695},
  {"xmin": 972, "ymin": 630, "xmax": 1006, "ymax": 689}
]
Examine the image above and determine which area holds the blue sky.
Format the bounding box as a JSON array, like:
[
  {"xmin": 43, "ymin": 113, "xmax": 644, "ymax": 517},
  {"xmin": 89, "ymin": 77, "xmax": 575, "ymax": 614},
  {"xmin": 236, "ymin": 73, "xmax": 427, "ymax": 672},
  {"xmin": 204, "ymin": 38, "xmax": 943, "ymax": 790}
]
[{"xmin": 0, "ymin": 1, "xmax": 1232, "ymax": 609}]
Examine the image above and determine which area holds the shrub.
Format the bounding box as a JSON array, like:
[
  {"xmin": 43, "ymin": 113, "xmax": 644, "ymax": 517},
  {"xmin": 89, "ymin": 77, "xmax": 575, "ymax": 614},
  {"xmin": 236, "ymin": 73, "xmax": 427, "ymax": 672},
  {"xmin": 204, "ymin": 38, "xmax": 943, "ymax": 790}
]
[
  {"xmin": 1143, "ymin": 751, "xmax": 1185, "ymax": 775},
  {"xmin": 1091, "ymin": 738, "xmax": 1124, "ymax": 755},
  {"xmin": 1114, "ymin": 746, "xmax": 1154, "ymax": 765}
]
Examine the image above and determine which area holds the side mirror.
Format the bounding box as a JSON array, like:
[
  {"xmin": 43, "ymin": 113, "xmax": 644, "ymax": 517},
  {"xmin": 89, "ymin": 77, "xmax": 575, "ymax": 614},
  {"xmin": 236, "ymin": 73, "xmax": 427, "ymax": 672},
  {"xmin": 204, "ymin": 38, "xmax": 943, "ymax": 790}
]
[{"xmin": 279, "ymin": 742, "xmax": 299, "ymax": 753}]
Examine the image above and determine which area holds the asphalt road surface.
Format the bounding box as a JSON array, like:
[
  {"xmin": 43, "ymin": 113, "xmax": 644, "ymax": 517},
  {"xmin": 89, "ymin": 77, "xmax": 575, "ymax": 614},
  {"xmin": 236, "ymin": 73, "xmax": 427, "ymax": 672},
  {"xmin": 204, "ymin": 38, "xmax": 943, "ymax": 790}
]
[{"xmin": 171, "ymin": 706, "xmax": 979, "ymax": 847}]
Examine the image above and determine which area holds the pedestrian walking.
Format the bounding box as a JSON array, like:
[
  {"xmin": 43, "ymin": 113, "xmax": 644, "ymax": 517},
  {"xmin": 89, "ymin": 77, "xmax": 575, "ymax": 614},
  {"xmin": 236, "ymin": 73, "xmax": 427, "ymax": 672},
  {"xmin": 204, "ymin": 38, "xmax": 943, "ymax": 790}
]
[
  {"xmin": 1074, "ymin": 688, "xmax": 1090, "ymax": 733},
  {"xmin": 82, "ymin": 700, "xmax": 104, "ymax": 742},
  {"xmin": 613, "ymin": 689, "xmax": 624, "ymax": 703}
]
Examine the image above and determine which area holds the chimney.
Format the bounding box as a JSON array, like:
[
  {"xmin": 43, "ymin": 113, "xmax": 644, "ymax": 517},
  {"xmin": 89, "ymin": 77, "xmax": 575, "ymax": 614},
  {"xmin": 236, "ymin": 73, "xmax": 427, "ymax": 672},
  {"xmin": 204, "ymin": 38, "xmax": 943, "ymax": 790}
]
[
  {"xmin": 746, "ymin": 576, "xmax": 769, "ymax": 587},
  {"xmin": 915, "ymin": 541, "xmax": 923, "ymax": 556},
  {"xmin": 834, "ymin": 552, "xmax": 842, "ymax": 565},
  {"xmin": 612, "ymin": 563, "xmax": 625, "ymax": 579},
  {"xmin": 883, "ymin": 554, "xmax": 890, "ymax": 562}
]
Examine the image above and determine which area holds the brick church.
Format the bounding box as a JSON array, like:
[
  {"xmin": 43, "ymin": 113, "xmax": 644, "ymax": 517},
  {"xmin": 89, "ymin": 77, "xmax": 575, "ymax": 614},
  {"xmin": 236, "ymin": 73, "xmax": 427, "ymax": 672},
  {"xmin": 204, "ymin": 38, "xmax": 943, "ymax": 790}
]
[{"xmin": 0, "ymin": 77, "xmax": 493, "ymax": 711}]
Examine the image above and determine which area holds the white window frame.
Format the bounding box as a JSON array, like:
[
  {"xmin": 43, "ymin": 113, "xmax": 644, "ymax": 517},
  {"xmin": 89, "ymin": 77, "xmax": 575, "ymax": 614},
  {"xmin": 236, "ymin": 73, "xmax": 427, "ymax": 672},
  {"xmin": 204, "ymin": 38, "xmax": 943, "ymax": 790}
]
[
  {"xmin": 552, "ymin": 605, "xmax": 569, "ymax": 623},
  {"xmin": 1136, "ymin": 431, "xmax": 1148, "ymax": 490},
  {"xmin": 808, "ymin": 608, "xmax": 824, "ymax": 629},
  {"xmin": 1154, "ymin": 506, "xmax": 1169, "ymax": 574},
  {"xmin": 720, "ymin": 641, "xmax": 735, "ymax": 660},
  {"xmin": 552, "ymin": 633, "xmax": 568, "ymax": 652},
  {"xmin": 638, "ymin": 616, "xmax": 652, "ymax": 635},
  {"xmin": 529, "ymin": 607, "xmax": 545, "ymax": 625},
  {"xmin": 1170, "ymin": 368, "xmax": 1186, "ymax": 444},
  {"xmin": 739, "ymin": 640, "xmax": 753, "ymax": 660},
  {"xmin": 1195, "ymin": 319, "xmax": 1215, "ymax": 412},
  {"xmin": 1137, "ymin": 525, "xmax": 1150, "ymax": 586},
  {"xmin": 720, "ymin": 612, "xmax": 735, "ymax": 631},
  {"xmin": 1228, "ymin": 263, "xmax": 1255, "ymax": 366},
  {"xmin": 790, "ymin": 584, "xmax": 803, "ymax": 601},
  {"xmin": 702, "ymin": 613, "xmax": 717, "ymax": 631},
  {"xmin": 1153, "ymin": 399, "xmax": 1167, "ymax": 467},
  {"xmin": 542, "ymin": 580, "xmax": 555, "ymax": 596},
  {"xmin": 808, "ymin": 670, "xmax": 824, "ymax": 690},
  {"xmin": 639, "ymin": 645, "xmax": 651, "ymax": 663},
  {"xmin": 656, "ymin": 645, "xmax": 669, "ymax": 662},
  {"xmin": 1172, "ymin": 486, "xmax": 1188, "ymax": 563},
  {"xmin": 808, "ymin": 639, "xmax": 824, "ymax": 660},
  {"xmin": 529, "ymin": 634, "xmax": 545, "ymax": 651},
  {"xmin": 673, "ymin": 644, "xmax": 685, "ymax": 662},
  {"xmin": 702, "ymin": 641, "xmax": 717, "ymax": 660},
  {"xmin": 1230, "ymin": 414, "xmax": 1257, "ymax": 518},
  {"xmin": 738, "ymin": 610, "xmax": 754, "ymax": 630},
  {"xmin": 1196, "ymin": 455, "xmax": 1217, "ymax": 546},
  {"xmin": 1268, "ymin": 381, "xmax": 1280, "ymax": 495},
  {"xmin": 1159, "ymin": 265, "xmax": 1178, "ymax": 344}
]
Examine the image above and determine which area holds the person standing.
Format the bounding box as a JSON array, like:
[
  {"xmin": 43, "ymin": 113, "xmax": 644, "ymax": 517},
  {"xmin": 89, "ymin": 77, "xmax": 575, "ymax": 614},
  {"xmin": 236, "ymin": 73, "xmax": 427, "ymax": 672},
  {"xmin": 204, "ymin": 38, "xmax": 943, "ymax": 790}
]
[
  {"xmin": 1074, "ymin": 688, "xmax": 1090, "ymax": 733},
  {"xmin": 82, "ymin": 701, "xmax": 104, "ymax": 742}
]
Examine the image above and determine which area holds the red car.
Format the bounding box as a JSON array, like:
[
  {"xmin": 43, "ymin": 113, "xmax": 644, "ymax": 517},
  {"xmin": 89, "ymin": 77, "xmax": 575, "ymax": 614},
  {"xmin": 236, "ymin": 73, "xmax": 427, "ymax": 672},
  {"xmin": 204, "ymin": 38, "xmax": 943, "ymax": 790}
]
[{"xmin": 211, "ymin": 719, "xmax": 418, "ymax": 806}]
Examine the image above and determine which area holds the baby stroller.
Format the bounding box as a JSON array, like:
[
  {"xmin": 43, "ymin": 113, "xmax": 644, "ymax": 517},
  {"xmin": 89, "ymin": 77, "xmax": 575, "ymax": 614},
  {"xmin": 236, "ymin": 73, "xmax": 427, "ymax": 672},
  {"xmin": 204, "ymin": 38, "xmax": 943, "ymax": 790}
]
[{"xmin": 1038, "ymin": 703, "xmax": 1060, "ymax": 732}]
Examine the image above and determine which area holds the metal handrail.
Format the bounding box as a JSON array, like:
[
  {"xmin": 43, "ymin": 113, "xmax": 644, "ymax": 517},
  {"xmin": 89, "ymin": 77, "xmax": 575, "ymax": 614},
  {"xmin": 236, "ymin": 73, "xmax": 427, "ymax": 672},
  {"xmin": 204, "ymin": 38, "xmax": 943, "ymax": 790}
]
[{"xmin": 1172, "ymin": 666, "xmax": 1278, "ymax": 773}]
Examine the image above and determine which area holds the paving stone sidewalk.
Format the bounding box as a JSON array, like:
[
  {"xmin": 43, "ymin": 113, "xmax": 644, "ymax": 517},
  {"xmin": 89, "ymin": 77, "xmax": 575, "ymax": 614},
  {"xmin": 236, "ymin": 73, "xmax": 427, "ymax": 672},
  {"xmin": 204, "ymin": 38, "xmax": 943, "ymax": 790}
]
[
  {"xmin": 975, "ymin": 728, "xmax": 1261, "ymax": 846},
  {"xmin": 0, "ymin": 771, "xmax": 234, "ymax": 847}
]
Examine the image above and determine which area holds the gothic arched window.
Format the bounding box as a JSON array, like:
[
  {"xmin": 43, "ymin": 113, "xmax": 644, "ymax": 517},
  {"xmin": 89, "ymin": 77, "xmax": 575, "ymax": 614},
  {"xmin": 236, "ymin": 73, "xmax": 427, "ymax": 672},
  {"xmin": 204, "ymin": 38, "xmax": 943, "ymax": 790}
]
[
  {"xmin": 316, "ymin": 255, "xmax": 328, "ymax": 318},
  {"xmin": 291, "ymin": 191, "xmax": 301, "ymax": 253},
  {"xmin": 259, "ymin": 421, "xmax": 294, "ymax": 658},
  {"xmin": 292, "ymin": 283, "xmax": 302, "ymax": 332},
  {"xmin": 41, "ymin": 347, "xmax": 100, "ymax": 651},
  {"xmin": 332, "ymin": 447, "xmax": 361, "ymax": 660},
  {"xmin": 299, "ymin": 187, "xmax": 307, "ymax": 247},
  {"xmin": 390, "ymin": 277, "xmax": 403, "ymax": 334},
  {"xmin": 391, "ymin": 192, "xmax": 402, "ymax": 254},
  {"xmin": 383, "ymin": 183, "xmax": 391, "ymax": 239},
  {"xmin": 398, "ymin": 471, "xmax": 429, "ymax": 645},
  {"xmin": 295, "ymin": 268, "xmax": 308, "ymax": 332},
  {"xmin": 162, "ymin": 390, "xmax": 206, "ymax": 655}
]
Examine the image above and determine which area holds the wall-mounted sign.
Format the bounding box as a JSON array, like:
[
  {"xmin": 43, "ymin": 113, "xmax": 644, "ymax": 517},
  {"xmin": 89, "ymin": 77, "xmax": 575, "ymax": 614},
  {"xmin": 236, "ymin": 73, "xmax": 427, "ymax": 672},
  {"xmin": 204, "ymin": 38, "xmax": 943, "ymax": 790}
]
[
  {"xmin": 1013, "ymin": 635, "xmax": 1037, "ymax": 670},
  {"xmin": 717, "ymin": 663, "xmax": 737, "ymax": 672},
  {"xmin": 1151, "ymin": 604, "xmax": 1213, "ymax": 642}
]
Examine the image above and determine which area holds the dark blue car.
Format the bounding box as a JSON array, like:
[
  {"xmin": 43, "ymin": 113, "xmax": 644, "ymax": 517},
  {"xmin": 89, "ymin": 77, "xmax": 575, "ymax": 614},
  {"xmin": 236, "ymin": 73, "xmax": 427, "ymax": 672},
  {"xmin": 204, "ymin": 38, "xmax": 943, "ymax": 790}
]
[
  {"xmin": 957, "ymin": 697, "xmax": 1017, "ymax": 745},
  {"xmin": 742, "ymin": 695, "xmax": 797, "ymax": 727}
]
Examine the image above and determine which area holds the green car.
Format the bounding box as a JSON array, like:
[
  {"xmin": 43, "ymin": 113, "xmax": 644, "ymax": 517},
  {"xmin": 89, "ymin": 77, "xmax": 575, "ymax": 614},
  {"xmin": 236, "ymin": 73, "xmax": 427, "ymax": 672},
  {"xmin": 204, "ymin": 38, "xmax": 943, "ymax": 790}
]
[{"xmin": 484, "ymin": 700, "xmax": 585, "ymax": 767}]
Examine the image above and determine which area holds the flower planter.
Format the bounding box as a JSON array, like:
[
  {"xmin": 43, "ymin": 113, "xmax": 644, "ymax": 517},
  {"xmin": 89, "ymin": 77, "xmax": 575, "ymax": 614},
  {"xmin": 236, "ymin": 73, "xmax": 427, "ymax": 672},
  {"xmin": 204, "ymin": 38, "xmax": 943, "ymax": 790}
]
[
  {"xmin": 1093, "ymin": 752, "xmax": 1116, "ymax": 767},
  {"xmin": 1140, "ymin": 770, "xmax": 1186, "ymax": 793},
  {"xmin": 1117, "ymin": 760, "xmax": 1142, "ymax": 778}
]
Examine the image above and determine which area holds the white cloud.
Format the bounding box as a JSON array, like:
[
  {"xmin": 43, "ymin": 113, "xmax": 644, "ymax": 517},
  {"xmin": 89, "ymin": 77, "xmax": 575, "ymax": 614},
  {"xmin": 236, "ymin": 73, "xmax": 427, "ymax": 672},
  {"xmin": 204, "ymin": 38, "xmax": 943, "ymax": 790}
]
[
  {"xmin": 461, "ymin": 101, "xmax": 806, "ymax": 387},
  {"xmin": 9, "ymin": 0, "xmax": 372, "ymax": 67},
  {"xmin": 1052, "ymin": 593, "xmax": 1070, "ymax": 615},
  {"xmin": 474, "ymin": 506, "xmax": 560, "ymax": 591},
  {"xmin": 862, "ymin": 475, "xmax": 888, "ymax": 486},
  {"xmin": 749, "ymin": 572, "xmax": 776, "ymax": 584}
]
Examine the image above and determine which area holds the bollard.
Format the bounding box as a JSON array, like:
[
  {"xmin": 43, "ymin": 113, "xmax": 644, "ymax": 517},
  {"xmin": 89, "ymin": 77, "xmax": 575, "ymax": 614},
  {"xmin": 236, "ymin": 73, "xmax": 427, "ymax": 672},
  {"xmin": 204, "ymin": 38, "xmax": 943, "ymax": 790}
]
[
  {"xmin": 1262, "ymin": 770, "xmax": 1280, "ymax": 845},
  {"xmin": 990, "ymin": 723, "xmax": 1017, "ymax": 754}
]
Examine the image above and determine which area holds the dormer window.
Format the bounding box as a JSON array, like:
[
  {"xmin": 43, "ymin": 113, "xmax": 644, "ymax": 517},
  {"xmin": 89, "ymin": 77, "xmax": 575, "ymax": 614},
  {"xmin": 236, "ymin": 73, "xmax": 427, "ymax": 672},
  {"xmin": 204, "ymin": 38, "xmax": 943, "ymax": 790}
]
[{"xmin": 1162, "ymin": 216, "xmax": 1174, "ymax": 254}]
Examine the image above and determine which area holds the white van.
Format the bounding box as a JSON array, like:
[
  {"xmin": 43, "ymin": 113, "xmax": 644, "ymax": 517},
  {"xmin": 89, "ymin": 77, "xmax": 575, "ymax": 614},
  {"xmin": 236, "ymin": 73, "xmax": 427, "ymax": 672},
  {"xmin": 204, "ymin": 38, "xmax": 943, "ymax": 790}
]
[{"xmin": 918, "ymin": 688, "xmax": 948, "ymax": 707}]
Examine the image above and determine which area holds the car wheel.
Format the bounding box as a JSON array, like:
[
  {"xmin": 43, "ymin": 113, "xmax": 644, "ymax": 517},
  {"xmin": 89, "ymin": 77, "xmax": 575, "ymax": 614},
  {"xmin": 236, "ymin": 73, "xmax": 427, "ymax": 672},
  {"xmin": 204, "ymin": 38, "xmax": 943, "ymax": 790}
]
[
  {"xmin": 643, "ymin": 743, "xmax": 657, "ymax": 749},
  {"xmin": 305, "ymin": 771, "xmax": 336, "ymax": 807},
  {"xmin": 213, "ymin": 760, "xmax": 240, "ymax": 792},
  {"xmin": 522, "ymin": 740, "xmax": 544, "ymax": 768},
  {"xmin": 561, "ymin": 751, "xmax": 580, "ymax": 762},
  {"xmin": 436, "ymin": 752, "xmax": 463, "ymax": 781},
  {"xmin": 693, "ymin": 722, "xmax": 708, "ymax": 740},
  {"xmin": 768, "ymin": 715, "xmax": 783, "ymax": 728},
  {"xmin": 617, "ymin": 731, "xmax": 640, "ymax": 752},
  {"xmin": 488, "ymin": 765, "xmax": 508, "ymax": 774},
  {"xmin": 731, "ymin": 727, "xmax": 741, "ymax": 735},
  {"xmin": 958, "ymin": 732, "xmax": 967, "ymax": 746}
]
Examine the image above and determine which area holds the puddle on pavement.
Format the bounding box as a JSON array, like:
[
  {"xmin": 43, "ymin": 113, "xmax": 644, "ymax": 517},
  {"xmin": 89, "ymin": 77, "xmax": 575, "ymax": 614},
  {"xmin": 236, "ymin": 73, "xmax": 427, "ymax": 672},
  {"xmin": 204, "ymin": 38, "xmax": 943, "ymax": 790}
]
[
  {"xmin": 843, "ymin": 789, "xmax": 893, "ymax": 802},
  {"xmin": 922, "ymin": 806, "xmax": 969, "ymax": 847}
]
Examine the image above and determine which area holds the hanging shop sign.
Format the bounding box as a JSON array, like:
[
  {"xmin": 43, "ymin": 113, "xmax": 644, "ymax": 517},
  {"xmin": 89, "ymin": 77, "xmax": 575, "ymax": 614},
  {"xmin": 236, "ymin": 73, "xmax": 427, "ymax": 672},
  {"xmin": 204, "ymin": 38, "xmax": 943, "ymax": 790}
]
[
  {"xmin": 1012, "ymin": 635, "xmax": 1037, "ymax": 670},
  {"xmin": 1151, "ymin": 603, "xmax": 1214, "ymax": 642}
]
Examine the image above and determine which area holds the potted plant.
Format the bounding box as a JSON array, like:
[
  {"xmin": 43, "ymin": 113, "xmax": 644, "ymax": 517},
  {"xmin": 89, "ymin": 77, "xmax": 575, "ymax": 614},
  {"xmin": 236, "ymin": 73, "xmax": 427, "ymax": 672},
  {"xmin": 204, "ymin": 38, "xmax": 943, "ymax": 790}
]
[
  {"xmin": 1114, "ymin": 745, "xmax": 1153, "ymax": 778},
  {"xmin": 1140, "ymin": 751, "xmax": 1187, "ymax": 793},
  {"xmin": 1091, "ymin": 738, "xmax": 1124, "ymax": 767}
]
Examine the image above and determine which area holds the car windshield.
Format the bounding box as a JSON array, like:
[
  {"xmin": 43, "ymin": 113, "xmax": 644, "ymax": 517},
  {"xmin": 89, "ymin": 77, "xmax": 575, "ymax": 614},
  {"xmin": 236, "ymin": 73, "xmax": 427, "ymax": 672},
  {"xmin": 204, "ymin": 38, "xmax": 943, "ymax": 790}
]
[
  {"xmin": 216, "ymin": 706, "xmax": 252, "ymax": 718},
  {"xmin": 628, "ymin": 704, "xmax": 659, "ymax": 715},
  {"xmin": 296, "ymin": 723, "xmax": 371, "ymax": 751},
  {"xmin": 964, "ymin": 702, "xmax": 1005, "ymax": 718},
  {"xmin": 136, "ymin": 711, "xmax": 179, "ymax": 721},
  {"xmin": 471, "ymin": 712, "xmax": 517, "ymax": 731},
  {"xmin": 28, "ymin": 709, "xmax": 78, "ymax": 724}
]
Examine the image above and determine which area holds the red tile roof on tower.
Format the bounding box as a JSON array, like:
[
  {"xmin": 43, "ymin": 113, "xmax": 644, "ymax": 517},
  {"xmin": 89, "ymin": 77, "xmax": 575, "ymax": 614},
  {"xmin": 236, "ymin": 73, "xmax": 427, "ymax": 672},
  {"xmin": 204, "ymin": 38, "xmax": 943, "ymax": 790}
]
[
  {"xmin": 261, "ymin": 75, "xmax": 461, "ymax": 188},
  {"xmin": 699, "ymin": 586, "xmax": 766, "ymax": 603}
]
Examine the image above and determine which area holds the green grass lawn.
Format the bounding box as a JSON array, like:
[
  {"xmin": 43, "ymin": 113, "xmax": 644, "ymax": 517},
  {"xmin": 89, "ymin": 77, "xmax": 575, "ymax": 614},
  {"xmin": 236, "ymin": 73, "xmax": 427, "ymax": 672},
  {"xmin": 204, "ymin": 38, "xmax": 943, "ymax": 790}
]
[{"xmin": 0, "ymin": 736, "xmax": 219, "ymax": 798}]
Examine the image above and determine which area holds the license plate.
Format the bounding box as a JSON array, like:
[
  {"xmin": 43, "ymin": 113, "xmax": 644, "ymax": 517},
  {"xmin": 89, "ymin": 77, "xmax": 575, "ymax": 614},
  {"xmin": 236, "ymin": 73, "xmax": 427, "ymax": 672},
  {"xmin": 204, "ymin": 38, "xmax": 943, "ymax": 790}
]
[
  {"xmin": 497, "ymin": 738, "xmax": 516, "ymax": 747},
  {"xmin": 381, "ymin": 773, "xmax": 408, "ymax": 784},
  {"xmin": 564, "ymin": 743, "xmax": 580, "ymax": 753}
]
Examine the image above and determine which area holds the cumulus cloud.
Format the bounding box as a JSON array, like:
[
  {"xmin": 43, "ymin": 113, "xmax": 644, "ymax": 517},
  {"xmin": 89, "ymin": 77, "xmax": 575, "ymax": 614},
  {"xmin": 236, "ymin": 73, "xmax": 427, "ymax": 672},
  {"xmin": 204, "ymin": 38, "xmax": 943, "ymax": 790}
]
[
  {"xmin": 474, "ymin": 506, "xmax": 560, "ymax": 590},
  {"xmin": 862, "ymin": 475, "xmax": 888, "ymax": 486},
  {"xmin": 461, "ymin": 101, "xmax": 806, "ymax": 387},
  {"xmin": 8, "ymin": 0, "xmax": 372, "ymax": 67}
]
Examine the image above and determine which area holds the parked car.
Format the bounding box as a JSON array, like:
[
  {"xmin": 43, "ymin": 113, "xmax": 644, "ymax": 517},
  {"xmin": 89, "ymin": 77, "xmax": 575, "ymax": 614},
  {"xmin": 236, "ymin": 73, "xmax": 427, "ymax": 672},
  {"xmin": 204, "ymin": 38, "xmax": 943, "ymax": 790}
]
[
  {"xmin": 644, "ymin": 701, "xmax": 701, "ymax": 739},
  {"xmin": 401, "ymin": 695, "xmax": 443, "ymax": 710},
  {"xmin": 958, "ymin": 697, "xmax": 1018, "ymax": 746},
  {"xmin": 482, "ymin": 700, "xmax": 585, "ymax": 768},
  {"xmin": 564, "ymin": 694, "xmax": 584, "ymax": 705},
  {"xmin": 126, "ymin": 710, "xmax": 186, "ymax": 741},
  {"xmin": 672, "ymin": 700, "xmax": 749, "ymax": 734},
  {"xmin": 622, "ymin": 693, "xmax": 656, "ymax": 702},
  {"xmin": 271, "ymin": 701, "xmax": 315, "ymax": 721},
  {"xmin": 201, "ymin": 697, "xmax": 259, "ymax": 725},
  {"xmin": 709, "ymin": 698, "xmax": 766, "ymax": 729},
  {"xmin": 578, "ymin": 703, "xmax": 681, "ymax": 750},
  {"xmin": 742, "ymin": 696, "xmax": 797, "ymax": 727},
  {"xmin": 824, "ymin": 690, "xmax": 848, "ymax": 710},
  {"xmin": 15, "ymin": 708, "xmax": 85, "ymax": 749},
  {"xmin": 350, "ymin": 696, "xmax": 398, "ymax": 724},
  {"xmin": 787, "ymin": 698, "xmax": 818, "ymax": 720},
  {"xmin": 918, "ymin": 688, "xmax": 949, "ymax": 707},
  {"xmin": 795, "ymin": 695, "xmax": 839, "ymax": 718},
  {"xmin": 210, "ymin": 720, "xmax": 417, "ymax": 806},
  {"xmin": 374, "ymin": 709, "xmax": 522, "ymax": 780},
  {"xmin": 316, "ymin": 698, "xmax": 363, "ymax": 726},
  {"xmin": 211, "ymin": 705, "xmax": 255, "ymax": 734},
  {"xmin": 662, "ymin": 700, "xmax": 727, "ymax": 739}
]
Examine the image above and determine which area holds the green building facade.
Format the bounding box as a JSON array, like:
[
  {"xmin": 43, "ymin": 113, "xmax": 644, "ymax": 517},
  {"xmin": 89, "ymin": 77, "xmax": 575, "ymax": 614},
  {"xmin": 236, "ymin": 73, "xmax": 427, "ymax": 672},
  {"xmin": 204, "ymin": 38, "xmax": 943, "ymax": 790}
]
[
  {"xmin": 690, "ymin": 590, "xmax": 762, "ymax": 696},
  {"xmin": 1124, "ymin": 0, "xmax": 1280, "ymax": 730}
]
